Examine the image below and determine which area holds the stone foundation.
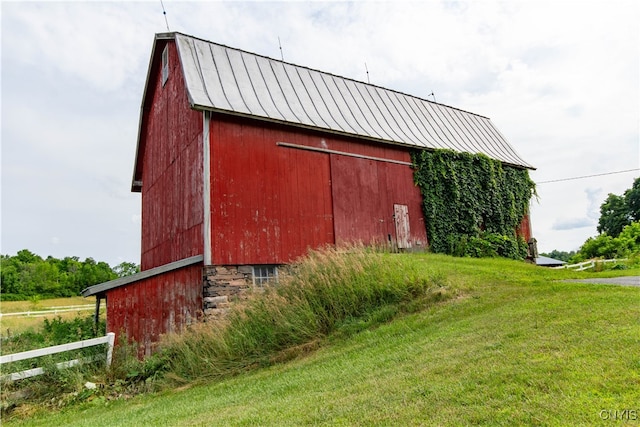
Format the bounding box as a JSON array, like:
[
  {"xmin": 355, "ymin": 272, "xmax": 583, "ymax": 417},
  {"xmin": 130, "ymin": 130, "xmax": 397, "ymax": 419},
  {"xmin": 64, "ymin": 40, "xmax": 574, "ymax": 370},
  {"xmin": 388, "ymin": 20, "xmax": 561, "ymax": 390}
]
[{"xmin": 202, "ymin": 265, "xmax": 253, "ymax": 318}]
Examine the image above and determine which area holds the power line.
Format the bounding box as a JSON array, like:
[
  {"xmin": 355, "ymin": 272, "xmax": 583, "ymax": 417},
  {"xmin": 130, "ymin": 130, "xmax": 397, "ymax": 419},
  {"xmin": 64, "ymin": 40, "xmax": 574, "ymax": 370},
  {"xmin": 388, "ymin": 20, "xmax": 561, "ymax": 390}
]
[{"xmin": 537, "ymin": 168, "xmax": 640, "ymax": 184}]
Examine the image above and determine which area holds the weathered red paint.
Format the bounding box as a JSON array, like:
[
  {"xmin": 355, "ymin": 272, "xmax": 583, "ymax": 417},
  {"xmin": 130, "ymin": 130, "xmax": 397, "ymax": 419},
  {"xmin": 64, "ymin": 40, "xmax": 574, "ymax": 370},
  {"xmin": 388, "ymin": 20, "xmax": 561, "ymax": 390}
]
[
  {"xmin": 517, "ymin": 213, "xmax": 533, "ymax": 242},
  {"xmin": 330, "ymin": 152, "xmax": 426, "ymax": 249},
  {"xmin": 106, "ymin": 264, "xmax": 202, "ymax": 357},
  {"xmin": 209, "ymin": 116, "xmax": 427, "ymax": 264},
  {"xmin": 138, "ymin": 41, "xmax": 204, "ymax": 271},
  {"xmin": 105, "ymin": 40, "xmax": 205, "ymax": 350}
]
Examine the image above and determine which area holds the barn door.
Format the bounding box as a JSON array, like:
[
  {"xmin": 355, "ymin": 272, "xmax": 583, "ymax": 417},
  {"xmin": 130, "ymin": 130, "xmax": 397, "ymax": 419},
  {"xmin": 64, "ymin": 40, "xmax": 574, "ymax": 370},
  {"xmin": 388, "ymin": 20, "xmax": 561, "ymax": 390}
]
[{"xmin": 393, "ymin": 204, "xmax": 411, "ymax": 249}]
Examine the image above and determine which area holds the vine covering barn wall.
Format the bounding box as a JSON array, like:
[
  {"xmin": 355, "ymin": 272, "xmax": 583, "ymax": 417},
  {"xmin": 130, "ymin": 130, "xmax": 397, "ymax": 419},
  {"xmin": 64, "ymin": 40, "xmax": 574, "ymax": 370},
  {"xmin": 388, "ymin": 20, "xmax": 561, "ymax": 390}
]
[{"xmin": 412, "ymin": 149, "xmax": 536, "ymax": 259}]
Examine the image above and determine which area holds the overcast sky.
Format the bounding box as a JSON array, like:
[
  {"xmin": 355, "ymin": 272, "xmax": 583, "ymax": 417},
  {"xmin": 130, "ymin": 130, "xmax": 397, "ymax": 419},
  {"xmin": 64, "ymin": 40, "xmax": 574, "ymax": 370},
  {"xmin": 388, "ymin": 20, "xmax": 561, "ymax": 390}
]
[{"xmin": 1, "ymin": 1, "xmax": 639, "ymax": 267}]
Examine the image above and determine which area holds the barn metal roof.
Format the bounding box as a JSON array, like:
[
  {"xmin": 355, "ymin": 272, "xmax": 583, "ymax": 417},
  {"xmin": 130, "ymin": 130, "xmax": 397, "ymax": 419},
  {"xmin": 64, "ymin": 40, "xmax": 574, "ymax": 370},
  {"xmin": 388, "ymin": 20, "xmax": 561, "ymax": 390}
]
[{"xmin": 169, "ymin": 32, "xmax": 533, "ymax": 170}]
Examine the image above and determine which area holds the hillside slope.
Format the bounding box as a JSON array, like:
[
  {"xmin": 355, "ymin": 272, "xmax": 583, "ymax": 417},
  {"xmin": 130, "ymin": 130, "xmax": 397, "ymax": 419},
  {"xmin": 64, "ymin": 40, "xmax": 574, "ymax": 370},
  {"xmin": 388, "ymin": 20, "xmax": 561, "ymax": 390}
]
[{"xmin": 8, "ymin": 255, "xmax": 640, "ymax": 426}]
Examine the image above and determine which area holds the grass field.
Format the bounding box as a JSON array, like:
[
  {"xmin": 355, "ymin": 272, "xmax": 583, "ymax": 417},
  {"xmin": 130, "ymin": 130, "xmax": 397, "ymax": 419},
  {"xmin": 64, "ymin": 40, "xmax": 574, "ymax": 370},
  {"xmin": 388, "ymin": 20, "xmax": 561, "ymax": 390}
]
[
  {"xmin": 4, "ymin": 254, "xmax": 640, "ymax": 426},
  {"xmin": 0, "ymin": 297, "xmax": 102, "ymax": 338}
]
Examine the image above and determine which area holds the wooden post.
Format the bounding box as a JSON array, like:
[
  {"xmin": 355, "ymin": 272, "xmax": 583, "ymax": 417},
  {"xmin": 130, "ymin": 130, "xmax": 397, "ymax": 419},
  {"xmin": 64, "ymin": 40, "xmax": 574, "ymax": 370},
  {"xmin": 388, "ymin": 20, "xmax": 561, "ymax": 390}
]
[{"xmin": 94, "ymin": 295, "xmax": 101, "ymax": 325}]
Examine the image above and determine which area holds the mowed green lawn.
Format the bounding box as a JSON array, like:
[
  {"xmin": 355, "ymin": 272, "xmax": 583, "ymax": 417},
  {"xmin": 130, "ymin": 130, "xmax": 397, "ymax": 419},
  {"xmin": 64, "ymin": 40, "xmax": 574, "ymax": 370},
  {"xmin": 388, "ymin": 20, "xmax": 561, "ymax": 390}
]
[{"xmin": 7, "ymin": 255, "xmax": 640, "ymax": 426}]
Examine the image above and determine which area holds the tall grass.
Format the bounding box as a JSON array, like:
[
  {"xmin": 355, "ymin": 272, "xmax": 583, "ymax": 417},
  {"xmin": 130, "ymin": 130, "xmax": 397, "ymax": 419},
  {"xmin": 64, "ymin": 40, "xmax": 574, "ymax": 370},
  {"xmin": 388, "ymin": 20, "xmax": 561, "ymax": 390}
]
[
  {"xmin": 159, "ymin": 246, "xmax": 455, "ymax": 382},
  {"xmin": 1, "ymin": 314, "xmax": 108, "ymax": 417}
]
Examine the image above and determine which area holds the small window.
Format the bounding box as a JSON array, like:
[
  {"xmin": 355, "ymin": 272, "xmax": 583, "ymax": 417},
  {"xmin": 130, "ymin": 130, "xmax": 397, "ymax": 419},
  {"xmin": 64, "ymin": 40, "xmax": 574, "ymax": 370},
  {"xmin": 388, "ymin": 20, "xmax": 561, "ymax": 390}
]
[
  {"xmin": 161, "ymin": 45, "xmax": 169, "ymax": 86},
  {"xmin": 252, "ymin": 265, "xmax": 278, "ymax": 286}
]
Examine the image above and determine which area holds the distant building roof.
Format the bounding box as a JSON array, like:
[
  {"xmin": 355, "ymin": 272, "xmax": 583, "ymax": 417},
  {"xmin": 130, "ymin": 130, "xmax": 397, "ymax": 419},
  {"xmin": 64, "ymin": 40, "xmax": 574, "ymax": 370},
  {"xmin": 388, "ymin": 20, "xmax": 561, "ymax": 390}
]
[
  {"xmin": 535, "ymin": 256, "xmax": 567, "ymax": 267},
  {"xmin": 157, "ymin": 32, "xmax": 533, "ymax": 170}
]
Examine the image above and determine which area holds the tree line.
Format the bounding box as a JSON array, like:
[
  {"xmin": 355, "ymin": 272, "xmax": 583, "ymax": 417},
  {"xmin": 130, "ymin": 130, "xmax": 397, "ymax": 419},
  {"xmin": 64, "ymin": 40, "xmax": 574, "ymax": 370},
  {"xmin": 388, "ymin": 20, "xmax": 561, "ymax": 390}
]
[{"xmin": 0, "ymin": 250, "xmax": 139, "ymax": 301}]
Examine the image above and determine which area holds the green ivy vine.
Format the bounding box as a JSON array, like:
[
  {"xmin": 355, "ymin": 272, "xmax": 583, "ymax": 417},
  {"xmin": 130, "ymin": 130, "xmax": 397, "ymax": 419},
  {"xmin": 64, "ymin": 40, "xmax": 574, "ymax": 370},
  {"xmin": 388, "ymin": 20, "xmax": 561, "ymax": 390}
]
[{"xmin": 411, "ymin": 149, "xmax": 536, "ymax": 259}]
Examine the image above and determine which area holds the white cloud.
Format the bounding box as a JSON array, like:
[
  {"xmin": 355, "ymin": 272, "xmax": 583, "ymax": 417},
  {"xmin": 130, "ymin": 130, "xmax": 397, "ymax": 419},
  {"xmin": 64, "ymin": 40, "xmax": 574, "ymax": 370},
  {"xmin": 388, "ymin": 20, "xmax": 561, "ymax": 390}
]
[
  {"xmin": 552, "ymin": 218, "xmax": 596, "ymax": 231},
  {"xmin": 3, "ymin": 2, "xmax": 156, "ymax": 92},
  {"xmin": 1, "ymin": 0, "xmax": 638, "ymax": 265},
  {"xmin": 585, "ymin": 188, "xmax": 604, "ymax": 221}
]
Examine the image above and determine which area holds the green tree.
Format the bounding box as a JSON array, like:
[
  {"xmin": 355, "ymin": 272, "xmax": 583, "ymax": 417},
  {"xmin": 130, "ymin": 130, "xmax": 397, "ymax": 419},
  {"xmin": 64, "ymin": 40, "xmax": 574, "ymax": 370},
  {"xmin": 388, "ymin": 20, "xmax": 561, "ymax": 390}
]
[
  {"xmin": 76, "ymin": 258, "xmax": 117, "ymax": 293},
  {"xmin": 0, "ymin": 250, "xmax": 128, "ymax": 299},
  {"xmin": 597, "ymin": 193, "xmax": 629, "ymax": 238},
  {"xmin": 33, "ymin": 261, "xmax": 61, "ymax": 296},
  {"xmin": 0, "ymin": 259, "xmax": 20, "ymax": 294},
  {"xmin": 114, "ymin": 261, "xmax": 140, "ymax": 277},
  {"xmin": 616, "ymin": 220, "xmax": 640, "ymax": 255},
  {"xmin": 625, "ymin": 177, "xmax": 640, "ymax": 222},
  {"xmin": 575, "ymin": 220, "xmax": 640, "ymax": 261},
  {"xmin": 596, "ymin": 177, "xmax": 640, "ymax": 238},
  {"xmin": 16, "ymin": 249, "xmax": 42, "ymax": 264}
]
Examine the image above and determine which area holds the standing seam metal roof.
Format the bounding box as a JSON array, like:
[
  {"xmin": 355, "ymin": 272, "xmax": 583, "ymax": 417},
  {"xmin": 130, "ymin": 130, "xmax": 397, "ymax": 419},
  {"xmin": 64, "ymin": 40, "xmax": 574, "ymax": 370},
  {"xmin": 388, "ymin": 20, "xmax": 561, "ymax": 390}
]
[{"xmin": 171, "ymin": 32, "xmax": 534, "ymax": 169}]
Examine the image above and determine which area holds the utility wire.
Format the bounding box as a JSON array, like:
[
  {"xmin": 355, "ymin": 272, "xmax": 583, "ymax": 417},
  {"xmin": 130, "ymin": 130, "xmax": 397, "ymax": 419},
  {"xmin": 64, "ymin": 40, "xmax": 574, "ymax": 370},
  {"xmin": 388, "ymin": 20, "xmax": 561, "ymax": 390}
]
[{"xmin": 537, "ymin": 168, "xmax": 640, "ymax": 184}]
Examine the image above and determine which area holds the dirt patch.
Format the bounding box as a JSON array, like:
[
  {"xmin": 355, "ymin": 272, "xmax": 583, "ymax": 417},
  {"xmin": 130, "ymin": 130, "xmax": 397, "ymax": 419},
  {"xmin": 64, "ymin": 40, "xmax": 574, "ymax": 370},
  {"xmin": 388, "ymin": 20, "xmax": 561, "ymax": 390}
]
[{"xmin": 564, "ymin": 276, "xmax": 640, "ymax": 287}]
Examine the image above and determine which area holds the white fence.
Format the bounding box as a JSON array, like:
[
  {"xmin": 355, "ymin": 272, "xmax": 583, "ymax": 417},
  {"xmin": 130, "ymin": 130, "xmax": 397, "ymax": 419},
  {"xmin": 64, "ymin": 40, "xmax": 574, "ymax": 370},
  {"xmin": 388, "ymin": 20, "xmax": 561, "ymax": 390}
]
[
  {"xmin": 0, "ymin": 304, "xmax": 96, "ymax": 318},
  {"xmin": 0, "ymin": 332, "xmax": 115, "ymax": 381},
  {"xmin": 554, "ymin": 258, "xmax": 627, "ymax": 271}
]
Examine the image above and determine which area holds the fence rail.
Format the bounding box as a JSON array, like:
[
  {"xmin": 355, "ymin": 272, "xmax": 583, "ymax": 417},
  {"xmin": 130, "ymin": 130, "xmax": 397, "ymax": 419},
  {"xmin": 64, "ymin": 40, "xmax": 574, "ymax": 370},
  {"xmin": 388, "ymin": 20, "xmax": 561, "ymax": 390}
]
[
  {"xmin": 0, "ymin": 304, "xmax": 96, "ymax": 318},
  {"xmin": 0, "ymin": 332, "xmax": 115, "ymax": 381},
  {"xmin": 554, "ymin": 258, "xmax": 628, "ymax": 271}
]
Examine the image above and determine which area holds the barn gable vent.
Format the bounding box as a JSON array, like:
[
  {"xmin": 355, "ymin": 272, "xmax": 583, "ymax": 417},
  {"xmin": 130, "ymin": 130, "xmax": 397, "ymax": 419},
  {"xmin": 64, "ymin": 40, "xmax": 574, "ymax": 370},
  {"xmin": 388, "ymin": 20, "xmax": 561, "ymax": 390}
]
[{"xmin": 161, "ymin": 45, "xmax": 169, "ymax": 86}]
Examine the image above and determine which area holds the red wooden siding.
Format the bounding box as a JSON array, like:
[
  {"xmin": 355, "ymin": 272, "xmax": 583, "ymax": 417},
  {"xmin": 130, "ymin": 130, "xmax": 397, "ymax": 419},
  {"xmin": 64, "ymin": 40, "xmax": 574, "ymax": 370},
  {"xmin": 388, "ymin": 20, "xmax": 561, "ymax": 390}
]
[
  {"xmin": 330, "ymin": 154, "xmax": 427, "ymax": 248},
  {"xmin": 210, "ymin": 118, "xmax": 334, "ymax": 265},
  {"xmin": 517, "ymin": 213, "xmax": 533, "ymax": 242},
  {"xmin": 106, "ymin": 264, "xmax": 202, "ymax": 357},
  {"xmin": 140, "ymin": 41, "xmax": 204, "ymax": 270},
  {"xmin": 209, "ymin": 116, "xmax": 427, "ymax": 264}
]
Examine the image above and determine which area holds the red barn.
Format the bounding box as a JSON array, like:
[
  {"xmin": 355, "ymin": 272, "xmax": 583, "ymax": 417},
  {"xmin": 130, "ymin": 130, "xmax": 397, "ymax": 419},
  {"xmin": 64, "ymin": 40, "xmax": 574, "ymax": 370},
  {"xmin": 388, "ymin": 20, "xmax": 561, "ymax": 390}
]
[{"xmin": 83, "ymin": 32, "xmax": 533, "ymax": 356}]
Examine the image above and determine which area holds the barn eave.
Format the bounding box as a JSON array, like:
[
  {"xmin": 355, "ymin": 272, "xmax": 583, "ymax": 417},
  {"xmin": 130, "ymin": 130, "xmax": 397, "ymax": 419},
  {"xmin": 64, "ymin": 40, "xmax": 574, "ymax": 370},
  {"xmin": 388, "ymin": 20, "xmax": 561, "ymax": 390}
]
[
  {"xmin": 192, "ymin": 104, "xmax": 536, "ymax": 171},
  {"xmin": 81, "ymin": 255, "xmax": 204, "ymax": 297}
]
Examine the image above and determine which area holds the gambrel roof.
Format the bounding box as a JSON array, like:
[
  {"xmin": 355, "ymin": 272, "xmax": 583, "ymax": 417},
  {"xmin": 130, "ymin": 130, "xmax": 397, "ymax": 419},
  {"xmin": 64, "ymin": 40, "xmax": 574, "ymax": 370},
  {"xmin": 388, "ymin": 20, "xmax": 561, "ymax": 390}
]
[{"xmin": 133, "ymin": 32, "xmax": 533, "ymax": 190}]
